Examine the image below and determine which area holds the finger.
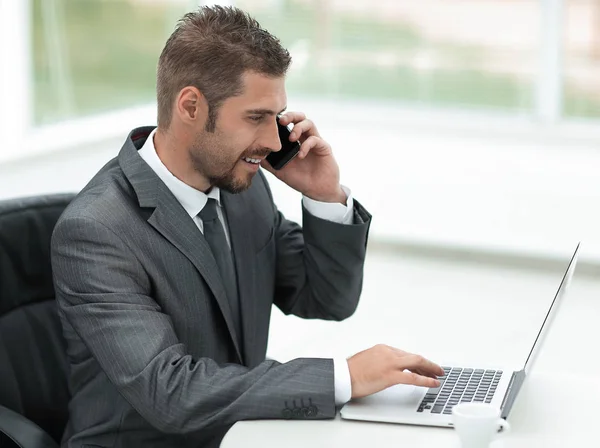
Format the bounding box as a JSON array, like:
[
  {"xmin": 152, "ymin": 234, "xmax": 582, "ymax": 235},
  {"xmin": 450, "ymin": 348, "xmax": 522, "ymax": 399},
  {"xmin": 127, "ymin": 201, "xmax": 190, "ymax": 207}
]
[
  {"xmin": 279, "ymin": 111, "xmax": 306, "ymax": 126},
  {"xmin": 398, "ymin": 353, "xmax": 444, "ymax": 377},
  {"xmin": 412, "ymin": 368, "xmax": 442, "ymax": 379},
  {"xmin": 288, "ymin": 119, "xmax": 319, "ymax": 141},
  {"xmin": 396, "ymin": 370, "xmax": 440, "ymax": 388},
  {"xmin": 297, "ymin": 135, "xmax": 328, "ymax": 159}
]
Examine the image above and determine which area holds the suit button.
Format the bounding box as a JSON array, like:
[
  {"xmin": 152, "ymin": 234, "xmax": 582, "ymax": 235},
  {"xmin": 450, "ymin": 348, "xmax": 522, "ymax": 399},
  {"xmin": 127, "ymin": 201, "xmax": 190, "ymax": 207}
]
[
  {"xmin": 307, "ymin": 405, "xmax": 318, "ymax": 417},
  {"xmin": 292, "ymin": 407, "xmax": 302, "ymax": 418},
  {"xmin": 282, "ymin": 408, "xmax": 293, "ymax": 419}
]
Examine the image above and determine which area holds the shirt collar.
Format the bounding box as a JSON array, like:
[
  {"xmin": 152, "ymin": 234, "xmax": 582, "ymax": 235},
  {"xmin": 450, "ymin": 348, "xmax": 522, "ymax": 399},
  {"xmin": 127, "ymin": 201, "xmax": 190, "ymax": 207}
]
[{"xmin": 138, "ymin": 128, "xmax": 221, "ymax": 218}]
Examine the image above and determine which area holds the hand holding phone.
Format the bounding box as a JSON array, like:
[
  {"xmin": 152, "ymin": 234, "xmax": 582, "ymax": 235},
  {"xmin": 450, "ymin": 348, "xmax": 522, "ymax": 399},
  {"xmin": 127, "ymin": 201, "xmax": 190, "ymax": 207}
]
[
  {"xmin": 261, "ymin": 111, "xmax": 345, "ymax": 204},
  {"xmin": 265, "ymin": 115, "xmax": 301, "ymax": 170}
]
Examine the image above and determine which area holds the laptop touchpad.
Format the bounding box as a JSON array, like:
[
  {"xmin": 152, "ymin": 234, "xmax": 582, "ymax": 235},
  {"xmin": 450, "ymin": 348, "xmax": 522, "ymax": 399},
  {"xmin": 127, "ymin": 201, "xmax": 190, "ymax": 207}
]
[{"xmin": 352, "ymin": 384, "xmax": 422, "ymax": 407}]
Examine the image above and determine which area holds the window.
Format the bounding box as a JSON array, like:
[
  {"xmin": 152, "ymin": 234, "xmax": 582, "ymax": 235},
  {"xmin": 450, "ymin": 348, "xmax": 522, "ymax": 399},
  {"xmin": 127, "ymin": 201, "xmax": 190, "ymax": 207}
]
[
  {"xmin": 20, "ymin": 0, "xmax": 600, "ymax": 128},
  {"xmin": 564, "ymin": 0, "xmax": 600, "ymax": 118},
  {"xmin": 241, "ymin": 0, "xmax": 539, "ymax": 112},
  {"xmin": 32, "ymin": 0, "xmax": 189, "ymax": 125}
]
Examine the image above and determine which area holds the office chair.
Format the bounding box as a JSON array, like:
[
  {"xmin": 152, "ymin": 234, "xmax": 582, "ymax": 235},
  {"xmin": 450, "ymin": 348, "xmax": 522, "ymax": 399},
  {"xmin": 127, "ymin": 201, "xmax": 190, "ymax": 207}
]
[{"xmin": 0, "ymin": 194, "xmax": 75, "ymax": 448}]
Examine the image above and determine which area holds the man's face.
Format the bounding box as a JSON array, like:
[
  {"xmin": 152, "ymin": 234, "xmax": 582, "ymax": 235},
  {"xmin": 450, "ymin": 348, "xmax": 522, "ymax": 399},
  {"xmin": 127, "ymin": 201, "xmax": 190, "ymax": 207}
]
[{"xmin": 188, "ymin": 72, "xmax": 286, "ymax": 193}]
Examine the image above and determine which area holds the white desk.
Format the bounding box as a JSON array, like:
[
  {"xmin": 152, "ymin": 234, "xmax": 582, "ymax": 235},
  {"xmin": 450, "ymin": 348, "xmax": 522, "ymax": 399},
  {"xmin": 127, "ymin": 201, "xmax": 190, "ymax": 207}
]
[
  {"xmin": 222, "ymin": 373, "xmax": 597, "ymax": 447},
  {"xmin": 222, "ymin": 252, "xmax": 600, "ymax": 447}
]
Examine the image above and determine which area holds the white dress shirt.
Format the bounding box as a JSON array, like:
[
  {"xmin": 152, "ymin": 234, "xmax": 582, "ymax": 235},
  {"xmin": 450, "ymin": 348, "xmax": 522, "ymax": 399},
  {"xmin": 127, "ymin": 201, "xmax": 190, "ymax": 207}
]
[{"xmin": 139, "ymin": 129, "xmax": 353, "ymax": 406}]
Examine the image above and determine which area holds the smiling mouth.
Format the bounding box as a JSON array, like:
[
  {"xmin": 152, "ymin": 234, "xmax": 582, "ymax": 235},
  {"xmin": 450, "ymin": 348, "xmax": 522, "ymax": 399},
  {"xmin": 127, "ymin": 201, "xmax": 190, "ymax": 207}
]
[{"xmin": 242, "ymin": 157, "xmax": 262, "ymax": 164}]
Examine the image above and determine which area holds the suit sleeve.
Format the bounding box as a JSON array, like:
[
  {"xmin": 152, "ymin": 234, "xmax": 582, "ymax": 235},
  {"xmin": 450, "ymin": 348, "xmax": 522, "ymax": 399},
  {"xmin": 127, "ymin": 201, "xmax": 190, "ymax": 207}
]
[
  {"xmin": 260, "ymin": 176, "xmax": 372, "ymax": 320},
  {"xmin": 51, "ymin": 215, "xmax": 336, "ymax": 435}
]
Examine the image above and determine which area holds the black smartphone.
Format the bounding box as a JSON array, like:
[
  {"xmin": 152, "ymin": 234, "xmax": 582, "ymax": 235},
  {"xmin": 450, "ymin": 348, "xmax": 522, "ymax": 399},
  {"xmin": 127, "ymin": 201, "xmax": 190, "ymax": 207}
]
[{"xmin": 265, "ymin": 116, "xmax": 301, "ymax": 170}]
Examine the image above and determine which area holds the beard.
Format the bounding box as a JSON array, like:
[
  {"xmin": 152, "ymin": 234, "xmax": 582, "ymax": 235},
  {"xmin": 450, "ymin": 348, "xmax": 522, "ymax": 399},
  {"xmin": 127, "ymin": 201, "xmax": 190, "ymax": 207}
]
[
  {"xmin": 188, "ymin": 129, "xmax": 270, "ymax": 194},
  {"xmin": 208, "ymin": 166, "xmax": 250, "ymax": 194}
]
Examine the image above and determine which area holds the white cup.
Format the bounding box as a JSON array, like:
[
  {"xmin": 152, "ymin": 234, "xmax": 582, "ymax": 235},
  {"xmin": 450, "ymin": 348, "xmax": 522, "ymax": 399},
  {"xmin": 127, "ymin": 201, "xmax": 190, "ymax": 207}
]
[{"xmin": 452, "ymin": 402, "xmax": 510, "ymax": 448}]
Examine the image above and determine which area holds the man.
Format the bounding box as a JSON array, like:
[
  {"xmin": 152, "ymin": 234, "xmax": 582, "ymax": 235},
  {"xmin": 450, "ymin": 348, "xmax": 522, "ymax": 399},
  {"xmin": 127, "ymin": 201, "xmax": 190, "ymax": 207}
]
[{"xmin": 51, "ymin": 6, "xmax": 443, "ymax": 447}]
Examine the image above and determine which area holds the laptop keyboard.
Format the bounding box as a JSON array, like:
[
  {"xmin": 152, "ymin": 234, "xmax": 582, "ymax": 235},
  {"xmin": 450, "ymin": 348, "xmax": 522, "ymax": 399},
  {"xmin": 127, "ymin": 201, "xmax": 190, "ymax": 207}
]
[{"xmin": 417, "ymin": 367, "xmax": 502, "ymax": 415}]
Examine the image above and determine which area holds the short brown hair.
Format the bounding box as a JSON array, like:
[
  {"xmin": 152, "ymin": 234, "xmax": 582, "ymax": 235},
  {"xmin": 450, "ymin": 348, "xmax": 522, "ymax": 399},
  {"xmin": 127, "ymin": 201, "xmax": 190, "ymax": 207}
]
[{"xmin": 156, "ymin": 6, "xmax": 292, "ymax": 131}]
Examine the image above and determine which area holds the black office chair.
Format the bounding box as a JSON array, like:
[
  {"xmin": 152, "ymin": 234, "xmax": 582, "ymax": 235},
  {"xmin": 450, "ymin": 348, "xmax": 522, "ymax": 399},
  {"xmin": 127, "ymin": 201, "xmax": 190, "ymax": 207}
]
[{"xmin": 0, "ymin": 194, "xmax": 75, "ymax": 448}]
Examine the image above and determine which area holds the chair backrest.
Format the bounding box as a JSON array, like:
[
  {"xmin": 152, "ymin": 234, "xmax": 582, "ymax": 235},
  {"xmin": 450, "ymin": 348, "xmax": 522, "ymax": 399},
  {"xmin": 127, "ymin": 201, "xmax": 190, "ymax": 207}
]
[{"xmin": 0, "ymin": 194, "xmax": 75, "ymax": 444}]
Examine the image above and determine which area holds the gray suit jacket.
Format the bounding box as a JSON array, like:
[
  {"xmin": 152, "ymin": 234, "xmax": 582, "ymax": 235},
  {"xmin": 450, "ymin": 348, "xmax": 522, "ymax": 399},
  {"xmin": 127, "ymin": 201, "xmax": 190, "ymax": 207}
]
[{"xmin": 51, "ymin": 127, "xmax": 371, "ymax": 447}]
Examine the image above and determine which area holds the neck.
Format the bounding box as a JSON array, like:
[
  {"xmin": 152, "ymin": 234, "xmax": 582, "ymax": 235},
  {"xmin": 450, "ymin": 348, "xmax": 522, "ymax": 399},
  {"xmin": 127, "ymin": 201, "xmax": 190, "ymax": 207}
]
[{"xmin": 153, "ymin": 126, "xmax": 211, "ymax": 193}]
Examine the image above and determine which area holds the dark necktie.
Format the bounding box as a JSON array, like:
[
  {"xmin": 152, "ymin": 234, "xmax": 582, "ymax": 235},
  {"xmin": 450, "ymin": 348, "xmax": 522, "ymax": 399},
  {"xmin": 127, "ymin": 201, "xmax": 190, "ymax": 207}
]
[{"xmin": 199, "ymin": 198, "xmax": 242, "ymax": 341}]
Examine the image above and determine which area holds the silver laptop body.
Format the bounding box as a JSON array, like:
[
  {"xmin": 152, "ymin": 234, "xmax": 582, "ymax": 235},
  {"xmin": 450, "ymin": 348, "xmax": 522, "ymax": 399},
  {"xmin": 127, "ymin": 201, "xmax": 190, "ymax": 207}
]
[{"xmin": 340, "ymin": 243, "xmax": 580, "ymax": 427}]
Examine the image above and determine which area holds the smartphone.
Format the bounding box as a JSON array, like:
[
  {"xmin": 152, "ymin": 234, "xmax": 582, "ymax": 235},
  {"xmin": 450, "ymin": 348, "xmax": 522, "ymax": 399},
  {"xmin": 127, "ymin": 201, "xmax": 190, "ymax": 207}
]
[{"xmin": 265, "ymin": 116, "xmax": 301, "ymax": 170}]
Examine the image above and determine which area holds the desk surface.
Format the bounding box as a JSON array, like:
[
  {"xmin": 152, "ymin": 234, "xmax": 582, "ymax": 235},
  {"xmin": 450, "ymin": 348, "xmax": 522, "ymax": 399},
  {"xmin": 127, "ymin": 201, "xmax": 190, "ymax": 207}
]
[
  {"xmin": 222, "ymin": 373, "xmax": 596, "ymax": 448},
  {"xmin": 222, "ymin": 252, "xmax": 600, "ymax": 447}
]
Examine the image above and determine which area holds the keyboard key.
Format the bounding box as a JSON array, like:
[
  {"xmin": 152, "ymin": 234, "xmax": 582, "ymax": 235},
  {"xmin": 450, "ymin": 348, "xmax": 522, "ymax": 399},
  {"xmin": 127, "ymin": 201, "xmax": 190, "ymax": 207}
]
[{"xmin": 432, "ymin": 406, "xmax": 444, "ymax": 414}]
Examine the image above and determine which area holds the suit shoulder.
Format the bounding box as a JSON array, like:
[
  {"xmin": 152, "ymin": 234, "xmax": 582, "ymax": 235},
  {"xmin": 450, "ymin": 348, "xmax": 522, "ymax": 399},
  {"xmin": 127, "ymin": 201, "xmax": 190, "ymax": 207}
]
[{"xmin": 58, "ymin": 158, "xmax": 136, "ymax": 228}]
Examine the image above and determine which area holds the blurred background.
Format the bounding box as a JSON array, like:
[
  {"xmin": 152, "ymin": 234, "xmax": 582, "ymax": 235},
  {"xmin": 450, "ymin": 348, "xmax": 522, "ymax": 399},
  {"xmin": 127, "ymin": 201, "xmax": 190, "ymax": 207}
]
[
  {"xmin": 1, "ymin": 0, "xmax": 600, "ymax": 383},
  {"xmin": 1, "ymin": 0, "xmax": 600, "ymax": 268}
]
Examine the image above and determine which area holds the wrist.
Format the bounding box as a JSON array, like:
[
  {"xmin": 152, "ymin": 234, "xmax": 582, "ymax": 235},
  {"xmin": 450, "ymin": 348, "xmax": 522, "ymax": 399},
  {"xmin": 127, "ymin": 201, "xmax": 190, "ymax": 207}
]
[{"xmin": 305, "ymin": 186, "xmax": 347, "ymax": 205}]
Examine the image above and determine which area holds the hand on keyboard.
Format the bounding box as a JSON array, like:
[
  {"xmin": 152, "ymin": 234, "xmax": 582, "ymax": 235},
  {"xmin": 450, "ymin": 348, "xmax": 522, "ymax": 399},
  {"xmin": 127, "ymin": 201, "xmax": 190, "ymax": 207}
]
[{"xmin": 346, "ymin": 344, "xmax": 444, "ymax": 399}]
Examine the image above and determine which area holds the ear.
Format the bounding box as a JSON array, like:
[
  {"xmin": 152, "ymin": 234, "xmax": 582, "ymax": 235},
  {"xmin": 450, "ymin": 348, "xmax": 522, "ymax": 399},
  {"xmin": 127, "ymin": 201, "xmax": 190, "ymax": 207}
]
[{"xmin": 175, "ymin": 86, "xmax": 208, "ymax": 127}]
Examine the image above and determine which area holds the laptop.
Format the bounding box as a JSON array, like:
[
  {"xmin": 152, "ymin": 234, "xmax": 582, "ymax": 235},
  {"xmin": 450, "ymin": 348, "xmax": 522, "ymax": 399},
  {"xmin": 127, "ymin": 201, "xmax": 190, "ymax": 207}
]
[{"xmin": 340, "ymin": 243, "xmax": 580, "ymax": 427}]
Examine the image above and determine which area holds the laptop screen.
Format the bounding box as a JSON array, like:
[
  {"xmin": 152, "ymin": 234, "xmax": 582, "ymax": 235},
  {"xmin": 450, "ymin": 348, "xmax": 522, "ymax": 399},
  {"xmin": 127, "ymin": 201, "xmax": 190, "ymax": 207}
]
[{"xmin": 523, "ymin": 243, "xmax": 580, "ymax": 374}]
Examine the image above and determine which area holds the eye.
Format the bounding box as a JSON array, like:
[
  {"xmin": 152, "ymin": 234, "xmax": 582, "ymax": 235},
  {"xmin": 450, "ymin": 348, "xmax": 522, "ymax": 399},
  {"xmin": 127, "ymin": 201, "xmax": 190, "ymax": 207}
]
[{"xmin": 249, "ymin": 115, "xmax": 264, "ymax": 122}]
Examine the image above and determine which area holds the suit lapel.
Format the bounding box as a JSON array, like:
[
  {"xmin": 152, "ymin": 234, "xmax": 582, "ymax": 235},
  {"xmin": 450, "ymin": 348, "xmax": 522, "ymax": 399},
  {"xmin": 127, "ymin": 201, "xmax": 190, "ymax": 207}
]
[
  {"xmin": 119, "ymin": 128, "xmax": 243, "ymax": 363},
  {"xmin": 221, "ymin": 191, "xmax": 257, "ymax": 367}
]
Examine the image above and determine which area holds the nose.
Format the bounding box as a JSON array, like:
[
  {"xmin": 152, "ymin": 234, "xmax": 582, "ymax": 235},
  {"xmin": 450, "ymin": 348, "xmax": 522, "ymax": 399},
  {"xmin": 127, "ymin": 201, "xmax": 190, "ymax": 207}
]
[{"xmin": 258, "ymin": 119, "xmax": 282, "ymax": 153}]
